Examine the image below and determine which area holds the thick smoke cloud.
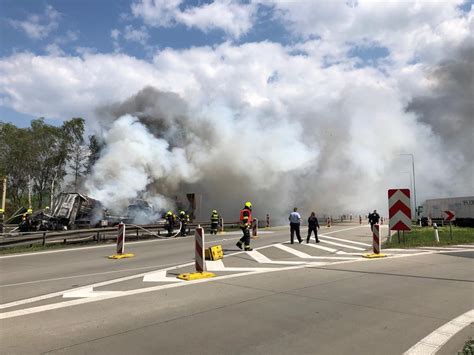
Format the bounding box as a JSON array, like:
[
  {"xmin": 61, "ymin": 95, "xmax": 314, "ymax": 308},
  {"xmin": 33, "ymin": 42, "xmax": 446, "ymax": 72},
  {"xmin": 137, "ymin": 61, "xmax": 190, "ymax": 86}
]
[
  {"xmin": 406, "ymin": 41, "xmax": 474, "ymax": 193},
  {"xmin": 85, "ymin": 87, "xmax": 317, "ymax": 220}
]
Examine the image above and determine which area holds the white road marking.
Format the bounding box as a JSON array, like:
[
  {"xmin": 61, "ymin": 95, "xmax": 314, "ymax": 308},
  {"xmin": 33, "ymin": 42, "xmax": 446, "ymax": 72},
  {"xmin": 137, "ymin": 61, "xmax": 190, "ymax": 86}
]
[
  {"xmin": 0, "ymin": 262, "xmax": 194, "ymax": 310},
  {"xmin": 274, "ymin": 244, "xmax": 359, "ymax": 260},
  {"xmin": 246, "ymin": 249, "xmax": 306, "ymax": 265},
  {"xmin": 418, "ymin": 246, "xmax": 466, "ymax": 251},
  {"xmin": 2, "ymin": 246, "xmax": 469, "ymax": 320},
  {"xmin": 143, "ymin": 270, "xmax": 184, "ymax": 283},
  {"xmin": 205, "ymin": 260, "xmax": 274, "ymax": 272},
  {"xmin": 301, "ymin": 243, "xmax": 338, "ymax": 253},
  {"xmin": 404, "ymin": 309, "xmax": 474, "ymax": 355},
  {"xmin": 317, "ymin": 234, "xmax": 371, "ymax": 247},
  {"xmin": 63, "ymin": 287, "xmax": 123, "ymax": 299},
  {"xmin": 318, "ymin": 237, "xmax": 366, "ymax": 250},
  {"xmin": 0, "ymin": 262, "xmax": 190, "ymax": 288}
]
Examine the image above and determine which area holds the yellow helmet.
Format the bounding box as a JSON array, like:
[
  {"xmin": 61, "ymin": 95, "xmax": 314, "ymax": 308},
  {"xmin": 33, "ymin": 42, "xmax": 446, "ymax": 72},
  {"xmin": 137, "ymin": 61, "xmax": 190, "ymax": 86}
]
[
  {"xmin": 166, "ymin": 211, "xmax": 173, "ymax": 216},
  {"xmin": 212, "ymin": 209, "xmax": 217, "ymax": 214},
  {"xmin": 245, "ymin": 201, "xmax": 252, "ymax": 208}
]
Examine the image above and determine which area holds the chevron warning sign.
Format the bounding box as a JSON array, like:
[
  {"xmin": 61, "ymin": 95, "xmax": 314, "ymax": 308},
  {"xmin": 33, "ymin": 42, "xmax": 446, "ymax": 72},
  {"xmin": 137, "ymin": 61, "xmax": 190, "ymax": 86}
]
[{"xmin": 388, "ymin": 189, "xmax": 412, "ymax": 231}]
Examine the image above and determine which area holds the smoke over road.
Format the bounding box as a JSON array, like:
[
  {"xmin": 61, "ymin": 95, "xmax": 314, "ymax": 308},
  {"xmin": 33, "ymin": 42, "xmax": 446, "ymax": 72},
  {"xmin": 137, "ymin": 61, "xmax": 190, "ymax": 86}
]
[{"xmin": 84, "ymin": 44, "xmax": 473, "ymax": 222}]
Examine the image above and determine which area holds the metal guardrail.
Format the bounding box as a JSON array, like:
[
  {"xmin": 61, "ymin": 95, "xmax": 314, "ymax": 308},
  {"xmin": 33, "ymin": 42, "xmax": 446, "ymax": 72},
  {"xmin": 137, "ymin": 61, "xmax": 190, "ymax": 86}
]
[{"xmin": 0, "ymin": 221, "xmax": 243, "ymax": 248}]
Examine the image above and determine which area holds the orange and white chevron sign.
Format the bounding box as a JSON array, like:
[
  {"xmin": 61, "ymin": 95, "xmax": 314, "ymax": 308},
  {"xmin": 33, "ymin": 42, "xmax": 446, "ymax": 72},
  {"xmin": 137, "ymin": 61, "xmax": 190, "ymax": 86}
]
[{"xmin": 388, "ymin": 189, "xmax": 412, "ymax": 231}]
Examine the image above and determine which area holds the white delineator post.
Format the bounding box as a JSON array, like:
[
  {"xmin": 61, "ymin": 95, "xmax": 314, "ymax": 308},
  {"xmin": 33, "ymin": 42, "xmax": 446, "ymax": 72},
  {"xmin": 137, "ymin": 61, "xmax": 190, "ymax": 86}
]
[
  {"xmin": 117, "ymin": 222, "xmax": 126, "ymax": 254},
  {"xmin": 373, "ymin": 224, "xmax": 380, "ymax": 254},
  {"xmin": 195, "ymin": 225, "xmax": 206, "ymax": 272},
  {"xmin": 433, "ymin": 223, "xmax": 440, "ymax": 243},
  {"xmin": 252, "ymin": 218, "xmax": 258, "ymax": 237}
]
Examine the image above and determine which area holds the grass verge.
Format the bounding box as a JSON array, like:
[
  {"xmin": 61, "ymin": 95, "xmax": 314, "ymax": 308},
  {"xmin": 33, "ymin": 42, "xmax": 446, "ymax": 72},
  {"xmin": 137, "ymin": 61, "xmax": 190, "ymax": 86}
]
[{"xmin": 383, "ymin": 226, "xmax": 474, "ymax": 248}]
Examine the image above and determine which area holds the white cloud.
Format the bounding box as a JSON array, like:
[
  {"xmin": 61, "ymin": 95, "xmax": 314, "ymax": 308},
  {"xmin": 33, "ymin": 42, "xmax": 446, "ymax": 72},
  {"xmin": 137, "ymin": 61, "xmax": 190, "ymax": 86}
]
[
  {"xmin": 1, "ymin": 2, "xmax": 472, "ymax": 216},
  {"xmin": 123, "ymin": 25, "xmax": 150, "ymax": 45},
  {"xmin": 271, "ymin": 0, "xmax": 470, "ymax": 65},
  {"xmin": 131, "ymin": 0, "xmax": 257, "ymax": 38},
  {"xmin": 9, "ymin": 5, "xmax": 61, "ymax": 40}
]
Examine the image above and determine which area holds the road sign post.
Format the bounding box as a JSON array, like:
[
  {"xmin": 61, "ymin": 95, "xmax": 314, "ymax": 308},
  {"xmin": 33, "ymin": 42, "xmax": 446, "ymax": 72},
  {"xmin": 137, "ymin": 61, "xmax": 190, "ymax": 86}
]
[
  {"xmin": 388, "ymin": 189, "xmax": 412, "ymax": 244},
  {"xmin": 444, "ymin": 210, "xmax": 455, "ymax": 240}
]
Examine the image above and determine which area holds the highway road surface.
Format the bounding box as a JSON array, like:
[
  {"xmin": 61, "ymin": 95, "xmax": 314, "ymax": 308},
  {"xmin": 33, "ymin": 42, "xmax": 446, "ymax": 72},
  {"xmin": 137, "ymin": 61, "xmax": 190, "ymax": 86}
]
[{"xmin": 1, "ymin": 223, "xmax": 473, "ymax": 354}]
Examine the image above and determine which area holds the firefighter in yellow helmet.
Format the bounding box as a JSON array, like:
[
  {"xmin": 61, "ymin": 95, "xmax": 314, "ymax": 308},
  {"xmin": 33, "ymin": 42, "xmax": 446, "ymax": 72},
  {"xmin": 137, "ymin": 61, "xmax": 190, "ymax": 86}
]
[
  {"xmin": 179, "ymin": 210, "xmax": 189, "ymax": 236},
  {"xmin": 236, "ymin": 201, "xmax": 253, "ymax": 251},
  {"xmin": 210, "ymin": 209, "xmax": 219, "ymax": 235},
  {"xmin": 165, "ymin": 211, "xmax": 175, "ymax": 236}
]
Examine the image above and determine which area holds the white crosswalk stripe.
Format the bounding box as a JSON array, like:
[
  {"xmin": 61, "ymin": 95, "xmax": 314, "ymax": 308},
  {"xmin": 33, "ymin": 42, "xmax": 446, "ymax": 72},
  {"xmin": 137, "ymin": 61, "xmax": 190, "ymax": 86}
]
[
  {"xmin": 246, "ymin": 249, "xmax": 306, "ymax": 265},
  {"xmin": 317, "ymin": 237, "xmax": 366, "ymax": 250},
  {"xmin": 317, "ymin": 234, "xmax": 371, "ymax": 247},
  {"xmin": 301, "ymin": 242, "xmax": 338, "ymax": 253},
  {"xmin": 275, "ymin": 244, "xmax": 359, "ymax": 260}
]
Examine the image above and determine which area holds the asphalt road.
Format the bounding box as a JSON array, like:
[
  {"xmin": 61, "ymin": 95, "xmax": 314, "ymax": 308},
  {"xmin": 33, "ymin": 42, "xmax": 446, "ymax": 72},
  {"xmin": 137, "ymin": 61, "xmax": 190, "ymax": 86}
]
[{"xmin": 1, "ymin": 223, "xmax": 473, "ymax": 354}]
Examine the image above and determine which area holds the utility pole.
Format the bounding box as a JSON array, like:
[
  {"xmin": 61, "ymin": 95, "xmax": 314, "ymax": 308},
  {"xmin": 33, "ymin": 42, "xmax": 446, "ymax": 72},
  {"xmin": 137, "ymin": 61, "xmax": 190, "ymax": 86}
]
[
  {"xmin": 399, "ymin": 154, "xmax": 417, "ymax": 220},
  {"xmin": 1, "ymin": 177, "xmax": 6, "ymax": 232}
]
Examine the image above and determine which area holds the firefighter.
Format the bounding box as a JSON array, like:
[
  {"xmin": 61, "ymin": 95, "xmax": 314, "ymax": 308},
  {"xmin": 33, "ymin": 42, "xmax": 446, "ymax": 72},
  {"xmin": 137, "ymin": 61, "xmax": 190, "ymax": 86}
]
[
  {"xmin": 236, "ymin": 201, "xmax": 253, "ymax": 251},
  {"xmin": 178, "ymin": 210, "xmax": 189, "ymax": 236},
  {"xmin": 210, "ymin": 209, "xmax": 219, "ymax": 234},
  {"xmin": 165, "ymin": 211, "xmax": 175, "ymax": 236},
  {"xmin": 19, "ymin": 213, "xmax": 31, "ymax": 232}
]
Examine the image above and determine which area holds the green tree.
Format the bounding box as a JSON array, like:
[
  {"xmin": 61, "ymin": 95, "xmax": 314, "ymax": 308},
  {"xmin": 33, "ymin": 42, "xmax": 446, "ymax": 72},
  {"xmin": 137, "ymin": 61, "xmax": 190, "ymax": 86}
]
[
  {"xmin": 85, "ymin": 134, "xmax": 102, "ymax": 174},
  {"xmin": 0, "ymin": 122, "xmax": 32, "ymax": 212},
  {"xmin": 29, "ymin": 118, "xmax": 85, "ymax": 209}
]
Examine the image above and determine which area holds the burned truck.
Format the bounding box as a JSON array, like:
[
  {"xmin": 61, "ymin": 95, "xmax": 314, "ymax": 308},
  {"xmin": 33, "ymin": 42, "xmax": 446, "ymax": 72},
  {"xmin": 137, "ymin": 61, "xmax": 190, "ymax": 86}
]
[{"xmin": 47, "ymin": 192, "xmax": 106, "ymax": 230}]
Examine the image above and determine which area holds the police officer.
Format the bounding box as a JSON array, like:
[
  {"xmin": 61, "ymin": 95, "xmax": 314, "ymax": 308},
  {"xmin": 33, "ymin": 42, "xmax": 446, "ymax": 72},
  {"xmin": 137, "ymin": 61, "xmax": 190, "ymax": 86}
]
[
  {"xmin": 368, "ymin": 209, "xmax": 380, "ymax": 232},
  {"xmin": 210, "ymin": 209, "xmax": 219, "ymax": 235},
  {"xmin": 178, "ymin": 210, "xmax": 189, "ymax": 236},
  {"xmin": 236, "ymin": 202, "xmax": 253, "ymax": 251}
]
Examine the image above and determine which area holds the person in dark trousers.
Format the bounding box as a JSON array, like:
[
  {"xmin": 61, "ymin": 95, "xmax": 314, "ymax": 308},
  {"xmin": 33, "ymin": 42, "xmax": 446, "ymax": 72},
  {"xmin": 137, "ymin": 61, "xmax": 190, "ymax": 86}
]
[
  {"xmin": 178, "ymin": 210, "xmax": 189, "ymax": 236},
  {"xmin": 368, "ymin": 209, "xmax": 380, "ymax": 232},
  {"xmin": 210, "ymin": 209, "xmax": 219, "ymax": 234},
  {"xmin": 165, "ymin": 211, "xmax": 175, "ymax": 236},
  {"xmin": 236, "ymin": 202, "xmax": 253, "ymax": 251},
  {"xmin": 288, "ymin": 207, "xmax": 302, "ymax": 244},
  {"xmin": 307, "ymin": 212, "xmax": 320, "ymax": 243}
]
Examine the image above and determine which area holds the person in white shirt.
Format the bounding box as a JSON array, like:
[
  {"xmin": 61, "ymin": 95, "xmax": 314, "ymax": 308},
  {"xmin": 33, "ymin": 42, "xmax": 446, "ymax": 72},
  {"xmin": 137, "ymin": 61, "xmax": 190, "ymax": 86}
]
[{"xmin": 288, "ymin": 207, "xmax": 302, "ymax": 244}]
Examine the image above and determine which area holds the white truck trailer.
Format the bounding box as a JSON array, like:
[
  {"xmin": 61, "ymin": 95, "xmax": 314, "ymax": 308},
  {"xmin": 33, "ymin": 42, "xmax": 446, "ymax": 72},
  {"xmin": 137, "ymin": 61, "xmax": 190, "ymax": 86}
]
[{"xmin": 421, "ymin": 196, "xmax": 474, "ymax": 227}]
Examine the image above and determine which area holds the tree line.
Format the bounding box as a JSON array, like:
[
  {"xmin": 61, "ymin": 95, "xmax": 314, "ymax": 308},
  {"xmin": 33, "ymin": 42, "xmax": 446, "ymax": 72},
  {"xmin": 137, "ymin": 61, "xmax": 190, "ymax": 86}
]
[{"xmin": 0, "ymin": 118, "xmax": 101, "ymax": 215}]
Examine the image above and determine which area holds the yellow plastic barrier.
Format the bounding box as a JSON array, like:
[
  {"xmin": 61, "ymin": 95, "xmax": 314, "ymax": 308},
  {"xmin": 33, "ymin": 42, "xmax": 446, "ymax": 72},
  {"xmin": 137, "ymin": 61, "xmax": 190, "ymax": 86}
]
[{"xmin": 205, "ymin": 245, "xmax": 224, "ymax": 261}]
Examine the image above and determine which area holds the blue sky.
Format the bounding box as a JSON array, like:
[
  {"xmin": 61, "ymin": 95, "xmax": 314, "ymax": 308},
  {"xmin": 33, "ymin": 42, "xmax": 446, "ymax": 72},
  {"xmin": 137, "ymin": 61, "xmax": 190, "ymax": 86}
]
[{"xmin": 1, "ymin": 0, "xmax": 472, "ymax": 211}]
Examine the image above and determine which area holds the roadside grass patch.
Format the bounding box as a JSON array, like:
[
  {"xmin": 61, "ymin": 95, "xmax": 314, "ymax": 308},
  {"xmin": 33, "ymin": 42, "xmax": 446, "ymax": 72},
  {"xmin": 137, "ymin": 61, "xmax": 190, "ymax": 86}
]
[{"xmin": 383, "ymin": 226, "xmax": 474, "ymax": 248}]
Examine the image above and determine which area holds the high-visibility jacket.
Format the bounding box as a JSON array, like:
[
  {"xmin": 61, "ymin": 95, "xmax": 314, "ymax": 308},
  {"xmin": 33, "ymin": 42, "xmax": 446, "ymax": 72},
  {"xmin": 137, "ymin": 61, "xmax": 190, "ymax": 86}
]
[
  {"xmin": 240, "ymin": 208, "xmax": 252, "ymax": 227},
  {"xmin": 211, "ymin": 212, "xmax": 219, "ymax": 223}
]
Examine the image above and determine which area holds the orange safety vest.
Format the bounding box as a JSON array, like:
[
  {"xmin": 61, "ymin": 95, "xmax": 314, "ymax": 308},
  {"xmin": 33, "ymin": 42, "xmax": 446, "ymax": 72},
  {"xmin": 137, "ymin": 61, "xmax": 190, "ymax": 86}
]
[{"xmin": 240, "ymin": 209, "xmax": 252, "ymax": 225}]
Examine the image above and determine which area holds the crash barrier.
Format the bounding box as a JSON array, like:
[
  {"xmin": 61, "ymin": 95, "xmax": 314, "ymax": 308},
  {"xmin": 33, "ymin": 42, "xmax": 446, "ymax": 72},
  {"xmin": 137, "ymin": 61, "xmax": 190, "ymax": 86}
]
[
  {"xmin": 0, "ymin": 220, "xmax": 246, "ymax": 248},
  {"xmin": 205, "ymin": 245, "xmax": 224, "ymax": 260},
  {"xmin": 252, "ymin": 218, "xmax": 258, "ymax": 238},
  {"xmin": 108, "ymin": 222, "xmax": 134, "ymax": 259}
]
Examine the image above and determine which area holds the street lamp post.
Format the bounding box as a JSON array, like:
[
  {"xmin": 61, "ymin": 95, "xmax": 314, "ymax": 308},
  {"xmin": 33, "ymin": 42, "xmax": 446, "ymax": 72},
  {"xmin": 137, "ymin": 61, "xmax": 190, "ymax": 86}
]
[{"xmin": 399, "ymin": 154, "xmax": 417, "ymax": 220}]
